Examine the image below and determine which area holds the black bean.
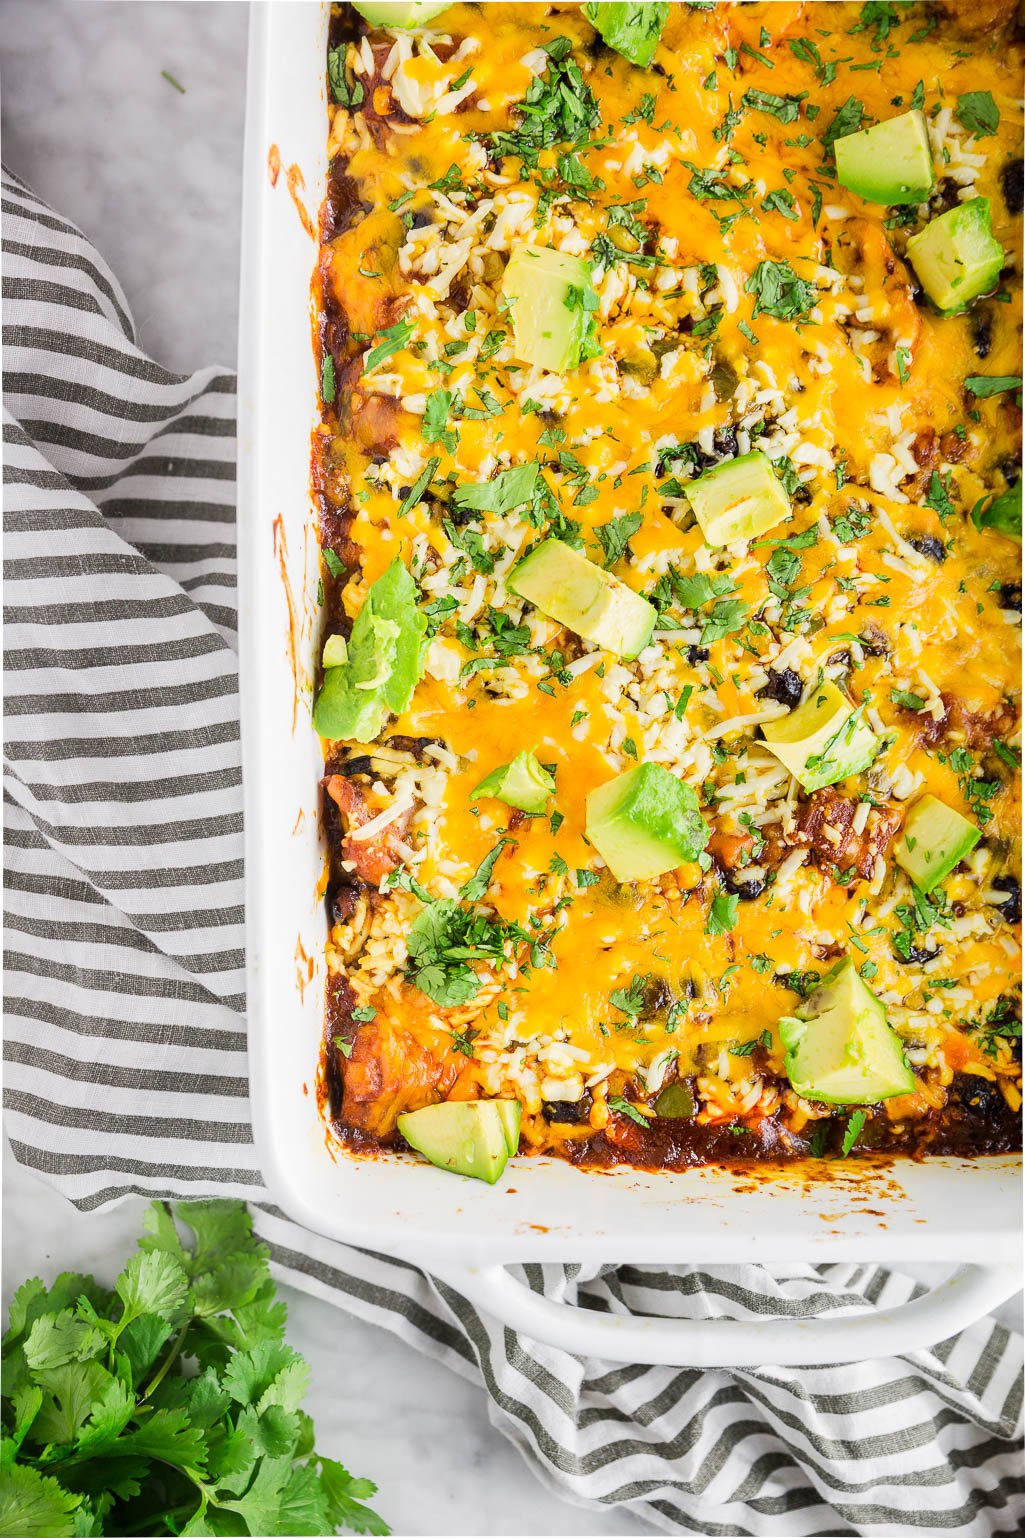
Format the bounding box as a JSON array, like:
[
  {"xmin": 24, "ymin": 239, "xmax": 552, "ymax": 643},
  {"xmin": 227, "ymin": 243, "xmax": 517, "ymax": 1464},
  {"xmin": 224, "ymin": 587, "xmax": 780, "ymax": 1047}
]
[
  {"xmin": 948, "ymin": 1074, "xmax": 1012, "ymax": 1120},
  {"xmin": 1001, "ymin": 158, "xmax": 1024, "ymax": 217},
  {"xmin": 972, "ymin": 312, "xmax": 993, "ymax": 360},
  {"xmin": 999, "ymin": 582, "xmax": 1022, "ymax": 611},
  {"xmin": 758, "ymin": 667, "xmax": 803, "ymax": 708},
  {"xmin": 713, "ymin": 426, "xmax": 738, "ymax": 459},
  {"xmin": 724, "ymin": 869, "xmax": 767, "ymax": 901},
  {"xmin": 935, "ymin": 176, "xmax": 962, "ymax": 214},
  {"xmin": 858, "ymin": 625, "xmax": 890, "ymax": 658},
  {"xmin": 793, "ymin": 484, "xmax": 813, "ymax": 506},
  {"xmin": 992, "ymin": 875, "xmax": 1021, "ymax": 926},
  {"xmin": 908, "ymin": 534, "xmax": 947, "ymax": 562},
  {"xmin": 329, "ymin": 883, "xmax": 363, "ymax": 924},
  {"xmin": 386, "ymin": 734, "xmax": 445, "ymax": 760},
  {"xmin": 542, "ymin": 1092, "xmax": 593, "ymax": 1124},
  {"xmin": 335, "ymin": 755, "xmax": 374, "ymax": 777},
  {"xmin": 687, "ymin": 645, "xmax": 710, "ymax": 664},
  {"xmin": 893, "ymin": 943, "xmax": 941, "ymax": 966}
]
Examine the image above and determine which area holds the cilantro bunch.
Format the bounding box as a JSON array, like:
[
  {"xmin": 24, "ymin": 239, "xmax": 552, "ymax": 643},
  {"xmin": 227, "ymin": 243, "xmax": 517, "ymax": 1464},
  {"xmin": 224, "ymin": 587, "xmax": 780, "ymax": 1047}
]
[{"xmin": 1, "ymin": 1201, "xmax": 388, "ymax": 1537}]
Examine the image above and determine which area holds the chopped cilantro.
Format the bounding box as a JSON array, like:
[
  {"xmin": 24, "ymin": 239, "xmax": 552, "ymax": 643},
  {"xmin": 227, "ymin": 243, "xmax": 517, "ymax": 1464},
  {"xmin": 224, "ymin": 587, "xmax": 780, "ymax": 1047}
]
[
  {"xmin": 745, "ymin": 260, "xmax": 818, "ymax": 322},
  {"xmin": 840, "ymin": 1109, "xmax": 867, "ymax": 1156},
  {"xmin": 594, "ymin": 511, "xmax": 643, "ymax": 569},
  {"xmin": 706, "ymin": 891, "xmax": 739, "ymax": 936},
  {"xmin": 608, "ymin": 1095, "xmax": 650, "ymax": 1128},
  {"xmin": 955, "ymin": 91, "xmax": 999, "ymax": 139}
]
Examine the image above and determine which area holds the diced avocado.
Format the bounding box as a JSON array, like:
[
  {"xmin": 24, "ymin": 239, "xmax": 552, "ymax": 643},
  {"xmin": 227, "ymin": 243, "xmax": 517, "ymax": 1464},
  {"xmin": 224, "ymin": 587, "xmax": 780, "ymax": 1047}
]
[
  {"xmin": 353, "ymin": 2, "xmax": 450, "ymax": 27},
  {"xmin": 370, "ymin": 559, "xmax": 429, "ymax": 714},
  {"xmin": 653, "ymin": 1081, "xmax": 695, "ymax": 1118},
  {"xmin": 835, "ymin": 110, "xmax": 935, "ymax": 205},
  {"xmin": 894, "ymin": 794, "xmax": 980, "ymax": 892},
  {"xmin": 471, "ymin": 750, "xmax": 555, "ymax": 814},
  {"xmin": 973, "ymin": 480, "xmax": 1022, "ymax": 542},
  {"xmin": 396, "ymin": 1100, "xmax": 517, "ymax": 1183},
  {"xmin": 686, "ymin": 451, "xmax": 792, "ymax": 548},
  {"xmin": 906, "ymin": 198, "xmax": 1004, "ymax": 313},
  {"xmin": 509, "ymin": 538, "xmax": 656, "ymax": 659},
  {"xmin": 761, "ymin": 680, "xmax": 878, "ymax": 792},
  {"xmin": 583, "ymin": 2, "xmax": 669, "ymax": 67},
  {"xmin": 585, "ymin": 762, "xmax": 711, "ymax": 883},
  {"xmin": 322, "ymin": 634, "xmax": 348, "ymax": 669},
  {"xmin": 313, "ymin": 559, "xmax": 427, "ymax": 741},
  {"xmin": 503, "ymin": 245, "xmax": 599, "ymax": 373},
  {"xmin": 494, "ymin": 1100, "xmax": 522, "ymax": 1156},
  {"xmin": 779, "ymin": 957, "xmax": 914, "ymax": 1105},
  {"xmin": 313, "ymin": 611, "xmax": 398, "ymax": 741}
]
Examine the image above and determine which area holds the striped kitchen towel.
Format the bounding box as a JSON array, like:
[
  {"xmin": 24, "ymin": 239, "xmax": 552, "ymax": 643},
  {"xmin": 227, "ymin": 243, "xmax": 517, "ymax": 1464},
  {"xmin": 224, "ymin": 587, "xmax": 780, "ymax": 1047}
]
[{"xmin": 4, "ymin": 165, "xmax": 1024, "ymax": 1538}]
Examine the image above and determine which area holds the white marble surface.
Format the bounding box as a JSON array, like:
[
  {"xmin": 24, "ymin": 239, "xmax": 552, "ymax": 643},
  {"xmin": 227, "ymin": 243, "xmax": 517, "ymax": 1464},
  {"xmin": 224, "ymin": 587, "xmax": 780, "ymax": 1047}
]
[
  {"xmin": 0, "ymin": 5, "xmax": 649, "ymax": 1533},
  {"xmin": 1, "ymin": 8, "xmax": 1020, "ymax": 1537}
]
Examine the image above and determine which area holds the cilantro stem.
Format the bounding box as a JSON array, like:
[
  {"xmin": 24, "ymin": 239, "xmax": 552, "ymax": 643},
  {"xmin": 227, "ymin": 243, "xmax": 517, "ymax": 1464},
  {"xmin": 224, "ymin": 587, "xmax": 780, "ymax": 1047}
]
[
  {"xmin": 120, "ymin": 1496, "xmax": 201, "ymax": 1535},
  {"xmin": 141, "ymin": 1316, "xmax": 191, "ymax": 1401}
]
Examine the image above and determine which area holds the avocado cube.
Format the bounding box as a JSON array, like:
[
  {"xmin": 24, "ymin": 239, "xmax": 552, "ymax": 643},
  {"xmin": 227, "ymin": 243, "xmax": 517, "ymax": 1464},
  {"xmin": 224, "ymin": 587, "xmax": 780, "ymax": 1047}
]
[
  {"xmin": 779, "ymin": 957, "xmax": 914, "ymax": 1105},
  {"xmin": 471, "ymin": 750, "xmax": 555, "ymax": 814},
  {"xmin": 894, "ymin": 794, "xmax": 980, "ymax": 892},
  {"xmin": 835, "ymin": 110, "xmax": 935, "ymax": 205},
  {"xmin": 396, "ymin": 1100, "xmax": 518, "ymax": 1183},
  {"xmin": 508, "ymin": 538, "xmax": 656, "ymax": 659},
  {"xmin": 906, "ymin": 198, "xmax": 1004, "ymax": 313},
  {"xmin": 353, "ymin": 1, "xmax": 450, "ymax": 27},
  {"xmin": 494, "ymin": 1099, "xmax": 522, "ymax": 1156},
  {"xmin": 761, "ymin": 681, "xmax": 878, "ymax": 792},
  {"xmin": 322, "ymin": 633, "xmax": 348, "ymax": 669},
  {"xmin": 584, "ymin": 2, "xmax": 670, "ymax": 67},
  {"xmin": 585, "ymin": 762, "xmax": 711, "ymax": 883},
  {"xmin": 502, "ymin": 245, "xmax": 599, "ymax": 373},
  {"xmin": 686, "ymin": 451, "xmax": 792, "ymax": 548}
]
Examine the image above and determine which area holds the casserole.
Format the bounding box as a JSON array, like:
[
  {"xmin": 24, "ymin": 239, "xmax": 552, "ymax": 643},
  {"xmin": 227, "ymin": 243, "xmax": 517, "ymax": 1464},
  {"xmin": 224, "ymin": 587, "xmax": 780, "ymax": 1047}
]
[{"xmin": 240, "ymin": 1, "xmax": 1022, "ymax": 1364}]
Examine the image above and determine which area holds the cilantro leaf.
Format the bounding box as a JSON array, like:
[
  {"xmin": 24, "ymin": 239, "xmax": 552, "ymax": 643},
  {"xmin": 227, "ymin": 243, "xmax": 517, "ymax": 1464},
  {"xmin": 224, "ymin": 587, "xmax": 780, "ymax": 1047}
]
[
  {"xmin": 955, "ymin": 91, "xmax": 999, "ymax": 139},
  {"xmin": 924, "ymin": 470, "xmax": 955, "ymax": 521},
  {"xmin": 594, "ymin": 512, "xmax": 643, "ymax": 569},
  {"xmin": 742, "ymin": 88, "xmax": 805, "ymax": 124},
  {"xmin": 405, "ymin": 901, "xmax": 490, "ymax": 1006},
  {"xmin": 320, "ymin": 1458, "xmax": 390, "ymax": 1537},
  {"xmin": 363, "ymin": 319, "xmax": 415, "ymax": 374},
  {"xmin": 421, "ymin": 388, "xmax": 458, "ymax": 452},
  {"xmin": 0, "ymin": 1464, "xmax": 84, "ymax": 1538},
  {"xmin": 745, "ymin": 260, "xmax": 818, "ymax": 321},
  {"xmin": 327, "ymin": 45, "xmax": 364, "ymax": 109},
  {"xmin": 459, "ymin": 837, "xmax": 512, "ymax": 902},
  {"xmin": 841, "ymin": 1109, "xmax": 867, "ymax": 1156},
  {"xmin": 483, "ymin": 38, "xmax": 601, "ymax": 171},
  {"xmin": 965, "ymin": 375, "xmax": 1021, "ymax": 399},
  {"xmin": 822, "ymin": 95, "xmax": 864, "ymax": 156},
  {"xmin": 453, "ymin": 462, "xmax": 540, "ymax": 516},
  {"xmin": 706, "ymin": 892, "xmax": 739, "ymax": 935},
  {"xmin": 115, "ymin": 1251, "xmax": 191, "ymax": 1326},
  {"xmin": 608, "ymin": 1095, "xmax": 650, "ymax": 1128},
  {"xmin": 610, "ymin": 974, "xmax": 648, "ymax": 1016}
]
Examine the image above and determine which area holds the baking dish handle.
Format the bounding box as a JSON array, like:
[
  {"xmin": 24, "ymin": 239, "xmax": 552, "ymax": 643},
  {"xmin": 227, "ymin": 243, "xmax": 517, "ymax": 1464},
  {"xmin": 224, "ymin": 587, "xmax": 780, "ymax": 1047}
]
[{"xmin": 429, "ymin": 1262, "xmax": 1020, "ymax": 1366}]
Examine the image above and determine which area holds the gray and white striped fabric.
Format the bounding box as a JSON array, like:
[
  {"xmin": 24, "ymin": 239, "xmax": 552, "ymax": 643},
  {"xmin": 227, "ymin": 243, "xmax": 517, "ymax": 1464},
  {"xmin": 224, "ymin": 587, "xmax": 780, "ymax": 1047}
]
[{"xmin": 4, "ymin": 166, "xmax": 1023, "ymax": 1537}]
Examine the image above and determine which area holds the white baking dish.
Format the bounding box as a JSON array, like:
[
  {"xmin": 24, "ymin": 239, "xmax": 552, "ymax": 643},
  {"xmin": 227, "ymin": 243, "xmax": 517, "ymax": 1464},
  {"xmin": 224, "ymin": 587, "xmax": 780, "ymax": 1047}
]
[{"xmin": 238, "ymin": 1, "xmax": 1021, "ymax": 1365}]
